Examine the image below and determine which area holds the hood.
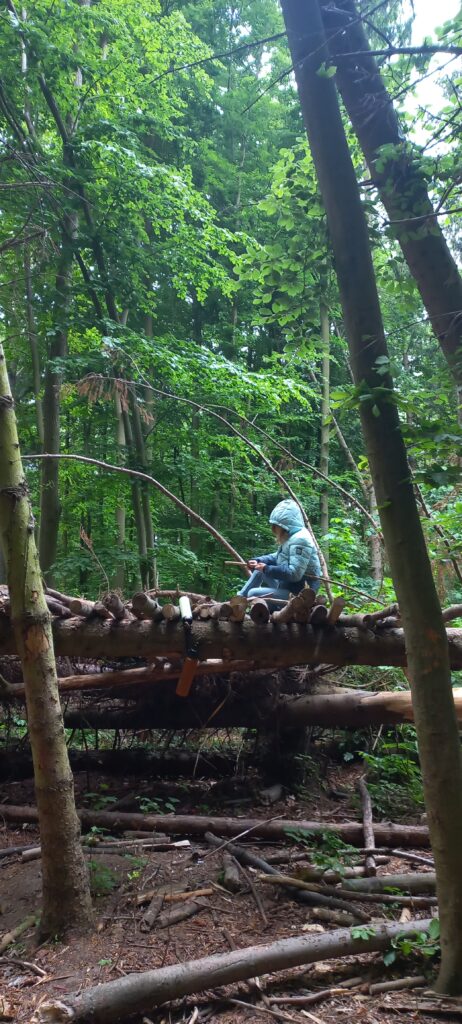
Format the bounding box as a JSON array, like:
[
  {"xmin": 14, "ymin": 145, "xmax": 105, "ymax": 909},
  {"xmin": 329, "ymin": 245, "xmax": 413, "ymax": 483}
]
[{"xmin": 269, "ymin": 499, "xmax": 304, "ymax": 536}]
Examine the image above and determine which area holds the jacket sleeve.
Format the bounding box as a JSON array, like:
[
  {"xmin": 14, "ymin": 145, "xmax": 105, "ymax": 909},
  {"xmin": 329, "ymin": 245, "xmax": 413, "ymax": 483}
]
[
  {"xmin": 264, "ymin": 540, "xmax": 317, "ymax": 583},
  {"xmin": 253, "ymin": 552, "xmax": 277, "ymax": 566}
]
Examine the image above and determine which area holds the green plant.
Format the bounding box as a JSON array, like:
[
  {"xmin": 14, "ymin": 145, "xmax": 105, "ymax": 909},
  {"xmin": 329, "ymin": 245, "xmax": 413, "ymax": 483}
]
[
  {"xmin": 284, "ymin": 828, "xmax": 357, "ymax": 876},
  {"xmin": 383, "ymin": 919, "xmax": 440, "ymax": 966},
  {"xmin": 361, "ymin": 743, "xmax": 424, "ymax": 818},
  {"xmin": 88, "ymin": 861, "xmax": 119, "ymax": 897},
  {"xmin": 137, "ymin": 796, "xmax": 180, "ymax": 814}
]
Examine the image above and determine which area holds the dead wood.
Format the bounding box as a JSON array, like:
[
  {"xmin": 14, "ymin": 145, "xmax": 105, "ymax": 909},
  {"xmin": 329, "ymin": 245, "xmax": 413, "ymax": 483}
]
[
  {"xmin": 369, "ymin": 975, "xmax": 426, "ymax": 994},
  {"xmin": 35, "ymin": 917, "xmax": 432, "ymax": 1024},
  {"xmin": 249, "ymin": 599, "xmax": 271, "ymax": 625},
  {"xmin": 326, "ymin": 597, "xmax": 346, "ymax": 625},
  {"xmin": 390, "ymin": 849, "xmax": 434, "ymax": 867},
  {"xmin": 0, "ymin": 614, "xmax": 460, "ymax": 670},
  {"xmin": 357, "ymin": 777, "xmax": 376, "ymax": 876},
  {"xmin": 257, "ymin": 873, "xmax": 436, "ymax": 907},
  {"xmin": 102, "ymin": 593, "xmax": 128, "ymax": 620},
  {"xmin": 363, "ymin": 604, "xmax": 399, "ymax": 627},
  {"xmin": 343, "ymin": 871, "xmax": 436, "ymax": 893},
  {"xmin": 0, "ymin": 914, "xmax": 36, "ymax": 954},
  {"xmin": 310, "ymin": 906, "xmax": 358, "ymax": 927},
  {"xmin": 131, "ymin": 593, "xmax": 163, "ymax": 621},
  {"xmin": 222, "ymin": 852, "xmax": 242, "ymax": 893},
  {"xmin": 157, "ymin": 899, "xmax": 210, "ymax": 929},
  {"xmin": 204, "ymin": 832, "xmax": 370, "ymax": 920},
  {"xmin": 0, "ymin": 805, "xmax": 431, "ymax": 847}
]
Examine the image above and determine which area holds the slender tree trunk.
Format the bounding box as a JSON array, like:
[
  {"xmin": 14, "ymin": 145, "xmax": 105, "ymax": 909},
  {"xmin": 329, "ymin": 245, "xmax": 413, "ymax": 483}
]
[
  {"xmin": 121, "ymin": 405, "xmax": 147, "ymax": 587},
  {"xmin": 39, "ymin": 216, "xmax": 76, "ymax": 581},
  {"xmin": 368, "ymin": 483, "xmax": 382, "ymax": 582},
  {"xmin": 320, "ymin": 0, "xmax": 462, "ymax": 385},
  {"xmin": 129, "ymin": 391, "xmax": 155, "ymax": 586},
  {"xmin": 24, "ymin": 247, "xmax": 44, "ymax": 447},
  {"xmin": 113, "ymin": 392, "xmax": 126, "ymax": 591},
  {"xmin": 0, "ymin": 344, "xmax": 93, "ymax": 937},
  {"xmin": 281, "ymin": 0, "xmax": 462, "ymax": 994},
  {"xmin": 319, "ymin": 302, "xmax": 330, "ymax": 558}
]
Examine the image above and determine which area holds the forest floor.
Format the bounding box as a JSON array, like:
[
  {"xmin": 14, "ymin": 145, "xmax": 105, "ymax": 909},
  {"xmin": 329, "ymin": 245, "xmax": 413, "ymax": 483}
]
[{"xmin": 0, "ymin": 752, "xmax": 450, "ymax": 1024}]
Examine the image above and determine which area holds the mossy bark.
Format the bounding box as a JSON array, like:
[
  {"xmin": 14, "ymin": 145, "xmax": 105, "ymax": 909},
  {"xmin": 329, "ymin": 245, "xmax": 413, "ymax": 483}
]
[
  {"xmin": 0, "ymin": 344, "xmax": 93, "ymax": 938},
  {"xmin": 281, "ymin": 0, "xmax": 462, "ymax": 994}
]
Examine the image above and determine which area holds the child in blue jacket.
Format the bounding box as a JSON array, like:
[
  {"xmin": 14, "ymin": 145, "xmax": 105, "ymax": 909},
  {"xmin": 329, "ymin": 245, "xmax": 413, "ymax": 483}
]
[{"xmin": 239, "ymin": 499, "xmax": 322, "ymax": 605}]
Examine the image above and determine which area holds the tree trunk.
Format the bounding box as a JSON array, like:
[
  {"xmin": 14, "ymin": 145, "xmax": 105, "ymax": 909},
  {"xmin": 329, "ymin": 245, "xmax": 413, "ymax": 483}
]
[
  {"xmin": 129, "ymin": 390, "xmax": 156, "ymax": 585},
  {"xmin": 320, "ymin": 0, "xmax": 462, "ymax": 385},
  {"xmin": 24, "ymin": 247, "xmax": 44, "ymax": 447},
  {"xmin": 0, "ymin": 344, "xmax": 93, "ymax": 938},
  {"xmin": 0, "ymin": 804, "xmax": 431, "ymax": 846},
  {"xmin": 38, "ymin": 217, "xmax": 76, "ymax": 581},
  {"xmin": 281, "ymin": 0, "xmax": 462, "ymax": 993},
  {"xmin": 35, "ymin": 918, "xmax": 431, "ymax": 1024},
  {"xmin": 113, "ymin": 392, "xmax": 126, "ymax": 591},
  {"xmin": 319, "ymin": 302, "xmax": 330, "ymax": 558},
  {"xmin": 368, "ymin": 484, "xmax": 382, "ymax": 582},
  {"xmin": 0, "ymin": 612, "xmax": 461, "ymax": 666}
]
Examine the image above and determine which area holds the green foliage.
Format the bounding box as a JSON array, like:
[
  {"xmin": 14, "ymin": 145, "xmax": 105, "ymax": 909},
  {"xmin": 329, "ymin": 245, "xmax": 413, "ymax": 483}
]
[
  {"xmin": 284, "ymin": 828, "xmax": 358, "ymax": 876},
  {"xmin": 361, "ymin": 742, "xmax": 425, "ymax": 818},
  {"xmin": 383, "ymin": 919, "xmax": 440, "ymax": 966},
  {"xmin": 88, "ymin": 861, "xmax": 119, "ymax": 897}
]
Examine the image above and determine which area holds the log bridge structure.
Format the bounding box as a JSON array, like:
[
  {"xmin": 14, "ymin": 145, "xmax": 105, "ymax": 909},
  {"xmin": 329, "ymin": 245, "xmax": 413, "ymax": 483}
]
[{"xmin": 1, "ymin": 586, "xmax": 462, "ymax": 735}]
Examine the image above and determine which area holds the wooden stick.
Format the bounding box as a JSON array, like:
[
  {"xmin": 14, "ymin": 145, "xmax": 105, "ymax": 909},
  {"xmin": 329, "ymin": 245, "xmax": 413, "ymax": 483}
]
[
  {"xmin": 369, "ymin": 975, "xmax": 426, "ymax": 995},
  {"xmin": 357, "ymin": 777, "xmax": 376, "ymax": 876},
  {"xmin": 0, "ymin": 914, "xmax": 36, "ymax": 954}
]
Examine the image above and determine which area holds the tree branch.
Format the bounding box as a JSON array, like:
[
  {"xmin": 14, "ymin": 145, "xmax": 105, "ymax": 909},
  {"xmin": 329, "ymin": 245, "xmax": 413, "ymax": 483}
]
[{"xmin": 24, "ymin": 452, "xmax": 247, "ymax": 567}]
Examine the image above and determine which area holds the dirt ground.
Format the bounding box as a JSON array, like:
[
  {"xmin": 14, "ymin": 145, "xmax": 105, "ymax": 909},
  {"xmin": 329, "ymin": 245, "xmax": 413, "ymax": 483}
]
[{"xmin": 0, "ymin": 759, "xmax": 454, "ymax": 1024}]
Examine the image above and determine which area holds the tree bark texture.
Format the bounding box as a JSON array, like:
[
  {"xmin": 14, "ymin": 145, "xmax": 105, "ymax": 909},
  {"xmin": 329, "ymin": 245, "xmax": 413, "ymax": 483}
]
[
  {"xmin": 280, "ymin": 0, "xmax": 462, "ymax": 993},
  {"xmin": 36, "ymin": 918, "xmax": 431, "ymax": 1023},
  {"xmin": 0, "ymin": 344, "xmax": 93, "ymax": 938},
  {"xmin": 0, "ymin": 614, "xmax": 461, "ymax": 667},
  {"xmin": 319, "ymin": 301, "xmax": 330, "ymax": 555},
  {"xmin": 320, "ymin": 0, "xmax": 462, "ymax": 385},
  {"xmin": 38, "ymin": 217, "xmax": 76, "ymax": 580},
  {"xmin": 1, "ymin": 803, "xmax": 431, "ymax": 846},
  {"xmin": 7, "ymin": 686, "xmax": 461, "ymax": 733}
]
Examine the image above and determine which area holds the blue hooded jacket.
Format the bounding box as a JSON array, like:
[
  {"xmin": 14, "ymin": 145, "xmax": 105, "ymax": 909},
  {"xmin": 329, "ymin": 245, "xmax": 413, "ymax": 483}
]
[{"xmin": 254, "ymin": 499, "xmax": 322, "ymax": 594}]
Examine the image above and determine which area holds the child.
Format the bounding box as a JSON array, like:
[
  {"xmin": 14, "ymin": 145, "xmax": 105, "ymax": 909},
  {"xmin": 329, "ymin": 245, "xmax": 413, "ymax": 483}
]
[{"xmin": 239, "ymin": 499, "xmax": 322, "ymax": 606}]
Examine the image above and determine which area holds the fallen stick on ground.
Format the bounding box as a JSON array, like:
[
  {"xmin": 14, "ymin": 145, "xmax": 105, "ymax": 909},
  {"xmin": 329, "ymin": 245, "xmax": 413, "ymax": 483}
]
[
  {"xmin": 256, "ymin": 873, "xmax": 437, "ymax": 908},
  {"xmin": 343, "ymin": 872, "xmax": 436, "ymax": 894},
  {"xmin": 369, "ymin": 974, "xmax": 426, "ymax": 994},
  {"xmin": 205, "ymin": 833, "xmax": 370, "ymax": 920},
  {"xmin": 0, "ymin": 914, "xmax": 36, "ymax": 954},
  {"xmin": 35, "ymin": 917, "xmax": 432, "ymax": 1024},
  {"xmin": 357, "ymin": 777, "xmax": 376, "ymax": 876},
  {"xmin": 1, "ymin": 805, "xmax": 431, "ymax": 847}
]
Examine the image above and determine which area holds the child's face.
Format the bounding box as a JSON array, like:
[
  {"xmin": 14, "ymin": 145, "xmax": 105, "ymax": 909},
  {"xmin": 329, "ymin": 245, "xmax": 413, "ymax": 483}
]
[{"xmin": 271, "ymin": 524, "xmax": 288, "ymax": 544}]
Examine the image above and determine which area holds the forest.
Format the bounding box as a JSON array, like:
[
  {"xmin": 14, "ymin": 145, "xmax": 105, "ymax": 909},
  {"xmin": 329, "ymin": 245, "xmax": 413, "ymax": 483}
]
[{"xmin": 1, "ymin": 0, "xmax": 462, "ymax": 1021}]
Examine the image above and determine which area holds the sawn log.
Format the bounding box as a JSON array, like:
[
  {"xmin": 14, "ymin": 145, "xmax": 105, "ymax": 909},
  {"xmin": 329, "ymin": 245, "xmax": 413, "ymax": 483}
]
[
  {"xmin": 0, "ymin": 805, "xmax": 431, "ymax": 846},
  {"xmin": 0, "ymin": 613, "xmax": 461, "ymax": 668}
]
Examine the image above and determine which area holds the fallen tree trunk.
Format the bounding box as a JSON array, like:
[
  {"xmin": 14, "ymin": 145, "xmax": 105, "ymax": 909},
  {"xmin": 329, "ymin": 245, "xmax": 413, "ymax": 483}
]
[
  {"xmin": 0, "ymin": 805, "xmax": 431, "ymax": 846},
  {"xmin": 0, "ymin": 747, "xmax": 253, "ymax": 782},
  {"xmin": 32, "ymin": 688, "xmax": 462, "ymax": 732},
  {"xmin": 343, "ymin": 872, "xmax": 436, "ymax": 894},
  {"xmin": 36, "ymin": 917, "xmax": 431, "ymax": 1023},
  {"xmin": 0, "ymin": 614, "xmax": 461, "ymax": 668}
]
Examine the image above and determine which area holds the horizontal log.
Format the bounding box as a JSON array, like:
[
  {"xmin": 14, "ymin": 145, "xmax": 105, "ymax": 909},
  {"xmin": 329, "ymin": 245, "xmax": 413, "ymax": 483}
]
[
  {"xmin": 0, "ymin": 804, "xmax": 431, "ymax": 846},
  {"xmin": 0, "ymin": 614, "xmax": 460, "ymax": 668},
  {"xmin": 47, "ymin": 688, "xmax": 462, "ymax": 732},
  {"xmin": 36, "ymin": 918, "xmax": 431, "ymax": 1024}
]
